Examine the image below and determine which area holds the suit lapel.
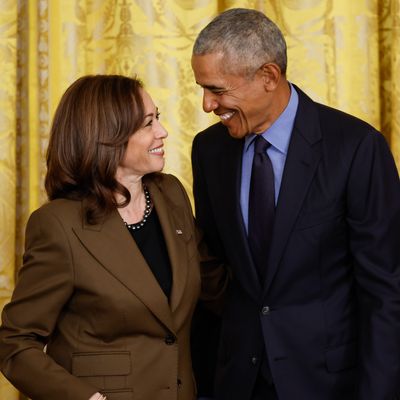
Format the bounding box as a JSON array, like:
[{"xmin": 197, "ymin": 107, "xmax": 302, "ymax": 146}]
[
  {"xmin": 217, "ymin": 132, "xmax": 263, "ymax": 299},
  {"xmin": 263, "ymin": 88, "xmax": 322, "ymax": 294},
  {"xmin": 145, "ymin": 178, "xmax": 189, "ymax": 314},
  {"xmin": 73, "ymin": 204, "xmax": 175, "ymax": 332}
]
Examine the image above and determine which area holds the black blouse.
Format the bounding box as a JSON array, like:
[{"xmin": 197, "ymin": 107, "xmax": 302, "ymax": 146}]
[{"xmin": 126, "ymin": 208, "xmax": 172, "ymax": 299}]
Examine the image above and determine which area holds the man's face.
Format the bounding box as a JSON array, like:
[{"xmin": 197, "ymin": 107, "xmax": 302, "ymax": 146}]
[{"xmin": 191, "ymin": 52, "xmax": 271, "ymax": 139}]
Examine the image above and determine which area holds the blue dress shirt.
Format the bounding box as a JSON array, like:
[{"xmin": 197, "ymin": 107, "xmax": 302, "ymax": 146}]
[{"xmin": 240, "ymin": 83, "xmax": 299, "ymax": 234}]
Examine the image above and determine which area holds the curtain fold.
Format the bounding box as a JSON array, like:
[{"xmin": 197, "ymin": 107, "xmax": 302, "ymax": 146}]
[
  {"xmin": 0, "ymin": 1, "xmax": 18, "ymax": 396},
  {"xmin": 0, "ymin": 1, "xmax": 17, "ymax": 312},
  {"xmin": 0, "ymin": 1, "xmax": 399, "ymax": 398}
]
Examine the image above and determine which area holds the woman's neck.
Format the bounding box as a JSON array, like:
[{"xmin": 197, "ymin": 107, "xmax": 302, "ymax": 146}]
[{"xmin": 115, "ymin": 175, "xmax": 147, "ymax": 224}]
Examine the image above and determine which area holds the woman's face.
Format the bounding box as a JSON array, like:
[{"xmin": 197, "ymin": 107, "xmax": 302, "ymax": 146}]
[{"xmin": 116, "ymin": 89, "xmax": 168, "ymax": 180}]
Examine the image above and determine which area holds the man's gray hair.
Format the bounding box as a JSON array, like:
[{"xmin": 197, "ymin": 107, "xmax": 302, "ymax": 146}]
[{"xmin": 193, "ymin": 8, "xmax": 287, "ymax": 78}]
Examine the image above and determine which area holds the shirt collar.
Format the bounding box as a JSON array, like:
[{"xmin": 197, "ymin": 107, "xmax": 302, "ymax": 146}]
[{"xmin": 244, "ymin": 82, "xmax": 299, "ymax": 154}]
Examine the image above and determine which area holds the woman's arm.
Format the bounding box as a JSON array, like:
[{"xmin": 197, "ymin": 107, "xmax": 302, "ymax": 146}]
[{"xmin": 0, "ymin": 205, "xmax": 98, "ymax": 399}]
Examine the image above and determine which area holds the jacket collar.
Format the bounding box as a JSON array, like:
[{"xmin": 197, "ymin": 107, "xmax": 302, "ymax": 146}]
[
  {"xmin": 263, "ymin": 86, "xmax": 322, "ymax": 294},
  {"xmin": 72, "ymin": 176, "xmax": 191, "ymax": 333}
]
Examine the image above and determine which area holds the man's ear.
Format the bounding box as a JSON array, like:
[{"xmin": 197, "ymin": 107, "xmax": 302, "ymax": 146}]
[{"xmin": 260, "ymin": 63, "xmax": 282, "ymax": 91}]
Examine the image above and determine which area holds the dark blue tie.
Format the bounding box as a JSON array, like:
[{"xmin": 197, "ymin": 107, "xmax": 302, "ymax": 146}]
[{"xmin": 248, "ymin": 135, "xmax": 275, "ymax": 281}]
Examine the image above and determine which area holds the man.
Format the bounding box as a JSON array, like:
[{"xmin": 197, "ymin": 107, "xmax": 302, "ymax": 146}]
[{"xmin": 191, "ymin": 8, "xmax": 400, "ymax": 400}]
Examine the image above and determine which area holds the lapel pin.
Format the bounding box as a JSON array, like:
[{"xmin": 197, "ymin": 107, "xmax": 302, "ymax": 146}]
[{"xmin": 176, "ymin": 229, "xmax": 183, "ymax": 235}]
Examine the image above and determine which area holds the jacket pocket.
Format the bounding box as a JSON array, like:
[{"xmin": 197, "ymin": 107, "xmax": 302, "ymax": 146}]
[
  {"xmin": 325, "ymin": 341, "xmax": 357, "ymax": 372},
  {"xmin": 102, "ymin": 388, "xmax": 134, "ymax": 400},
  {"xmin": 72, "ymin": 351, "xmax": 131, "ymax": 390}
]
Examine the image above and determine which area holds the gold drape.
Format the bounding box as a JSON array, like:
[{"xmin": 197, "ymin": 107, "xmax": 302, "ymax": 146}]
[{"xmin": 1, "ymin": 1, "xmax": 399, "ymax": 397}]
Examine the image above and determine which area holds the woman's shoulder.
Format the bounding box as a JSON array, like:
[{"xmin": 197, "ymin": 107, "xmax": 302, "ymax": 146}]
[
  {"xmin": 145, "ymin": 173, "xmax": 191, "ymax": 206},
  {"xmin": 30, "ymin": 198, "xmax": 82, "ymax": 224},
  {"xmin": 146, "ymin": 172, "xmax": 184, "ymax": 192}
]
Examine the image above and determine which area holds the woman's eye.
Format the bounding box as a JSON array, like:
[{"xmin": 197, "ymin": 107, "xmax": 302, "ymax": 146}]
[{"xmin": 145, "ymin": 112, "xmax": 160, "ymax": 127}]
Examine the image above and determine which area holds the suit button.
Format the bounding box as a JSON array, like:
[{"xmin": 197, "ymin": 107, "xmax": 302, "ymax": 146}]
[
  {"xmin": 165, "ymin": 333, "xmax": 176, "ymax": 345},
  {"xmin": 261, "ymin": 306, "xmax": 270, "ymax": 315},
  {"xmin": 251, "ymin": 356, "xmax": 258, "ymax": 365}
]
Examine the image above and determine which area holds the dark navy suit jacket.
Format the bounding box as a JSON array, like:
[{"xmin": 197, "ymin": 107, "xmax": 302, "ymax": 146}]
[{"xmin": 191, "ymin": 86, "xmax": 400, "ymax": 400}]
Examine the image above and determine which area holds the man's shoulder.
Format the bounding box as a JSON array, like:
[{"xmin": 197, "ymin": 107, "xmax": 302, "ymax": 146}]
[
  {"xmin": 295, "ymin": 85, "xmax": 378, "ymax": 137},
  {"xmin": 193, "ymin": 122, "xmax": 237, "ymax": 154},
  {"xmin": 195, "ymin": 122, "xmax": 229, "ymax": 141},
  {"xmin": 317, "ymin": 102, "xmax": 376, "ymax": 132},
  {"xmin": 315, "ymin": 102, "xmax": 385, "ymax": 154}
]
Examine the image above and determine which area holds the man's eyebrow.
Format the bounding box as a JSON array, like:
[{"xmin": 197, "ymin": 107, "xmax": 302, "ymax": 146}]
[{"xmin": 197, "ymin": 83, "xmax": 225, "ymax": 91}]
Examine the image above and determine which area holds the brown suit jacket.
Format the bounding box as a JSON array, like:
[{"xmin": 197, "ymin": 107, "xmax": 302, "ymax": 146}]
[{"xmin": 0, "ymin": 173, "xmax": 201, "ymax": 400}]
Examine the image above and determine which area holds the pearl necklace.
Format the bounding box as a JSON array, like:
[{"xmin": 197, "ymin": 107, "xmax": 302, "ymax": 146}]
[{"xmin": 124, "ymin": 185, "xmax": 152, "ymax": 231}]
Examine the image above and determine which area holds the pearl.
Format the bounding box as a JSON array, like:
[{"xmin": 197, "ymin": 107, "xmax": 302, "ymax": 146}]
[{"xmin": 125, "ymin": 185, "xmax": 152, "ymax": 232}]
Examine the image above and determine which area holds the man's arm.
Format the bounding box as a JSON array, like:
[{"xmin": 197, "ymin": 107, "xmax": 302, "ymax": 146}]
[
  {"xmin": 191, "ymin": 134, "xmax": 228, "ymax": 399},
  {"xmin": 346, "ymin": 131, "xmax": 400, "ymax": 398}
]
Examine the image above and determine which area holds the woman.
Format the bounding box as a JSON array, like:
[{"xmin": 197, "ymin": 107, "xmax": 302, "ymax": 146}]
[{"xmin": 0, "ymin": 75, "xmax": 202, "ymax": 400}]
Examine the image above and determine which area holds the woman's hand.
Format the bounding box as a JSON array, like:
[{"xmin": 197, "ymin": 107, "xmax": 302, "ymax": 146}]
[{"xmin": 89, "ymin": 393, "xmax": 106, "ymax": 400}]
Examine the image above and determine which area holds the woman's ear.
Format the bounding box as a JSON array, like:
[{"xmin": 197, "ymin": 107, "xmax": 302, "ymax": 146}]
[{"xmin": 260, "ymin": 63, "xmax": 282, "ymax": 91}]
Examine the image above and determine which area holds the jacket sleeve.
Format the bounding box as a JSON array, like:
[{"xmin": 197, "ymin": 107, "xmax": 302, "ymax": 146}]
[
  {"xmin": 0, "ymin": 207, "xmax": 98, "ymax": 400},
  {"xmin": 166, "ymin": 172, "xmax": 228, "ymax": 309},
  {"xmin": 190, "ymin": 135, "xmax": 230, "ymax": 398},
  {"xmin": 346, "ymin": 132, "xmax": 400, "ymax": 399}
]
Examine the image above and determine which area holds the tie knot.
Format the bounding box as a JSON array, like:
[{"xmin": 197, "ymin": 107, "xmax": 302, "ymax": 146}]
[{"xmin": 254, "ymin": 135, "xmax": 270, "ymax": 155}]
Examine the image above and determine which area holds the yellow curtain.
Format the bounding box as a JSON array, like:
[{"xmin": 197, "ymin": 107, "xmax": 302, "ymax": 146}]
[{"xmin": 0, "ymin": 0, "xmax": 399, "ymax": 397}]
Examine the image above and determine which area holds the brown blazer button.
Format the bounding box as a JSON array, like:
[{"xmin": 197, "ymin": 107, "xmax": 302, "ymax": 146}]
[{"xmin": 165, "ymin": 333, "xmax": 176, "ymax": 345}]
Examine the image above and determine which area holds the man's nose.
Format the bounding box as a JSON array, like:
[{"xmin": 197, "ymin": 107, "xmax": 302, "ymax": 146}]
[{"xmin": 202, "ymin": 90, "xmax": 218, "ymax": 113}]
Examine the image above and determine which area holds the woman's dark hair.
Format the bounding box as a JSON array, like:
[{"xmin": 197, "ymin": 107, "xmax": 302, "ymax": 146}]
[{"xmin": 45, "ymin": 74, "xmax": 144, "ymax": 224}]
